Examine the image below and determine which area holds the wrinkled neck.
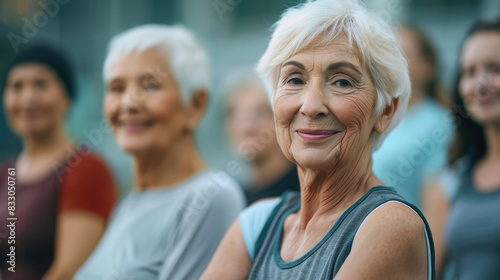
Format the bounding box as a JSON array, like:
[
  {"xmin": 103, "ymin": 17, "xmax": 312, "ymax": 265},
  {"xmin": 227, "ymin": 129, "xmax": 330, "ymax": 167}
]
[
  {"xmin": 133, "ymin": 135, "xmax": 205, "ymax": 191},
  {"xmin": 296, "ymin": 142, "xmax": 380, "ymax": 229}
]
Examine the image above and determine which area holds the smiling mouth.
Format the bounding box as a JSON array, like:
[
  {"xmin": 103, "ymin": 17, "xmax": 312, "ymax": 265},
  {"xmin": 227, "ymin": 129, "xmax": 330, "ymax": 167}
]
[
  {"xmin": 20, "ymin": 108, "xmax": 43, "ymax": 119},
  {"xmin": 120, "ymin": 120, "xmax": 154, "ymax": 132},
  {"xmin": 476, "ymin": 95, "xmax": 498, "ymax": 106},
  {"xmin": 296, "ymin": 129, "xmax": 339, "ymax": 142}
]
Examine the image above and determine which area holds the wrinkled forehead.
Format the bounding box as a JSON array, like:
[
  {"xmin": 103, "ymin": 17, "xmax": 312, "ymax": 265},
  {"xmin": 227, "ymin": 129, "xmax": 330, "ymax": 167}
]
[
  {"xmin": 107, "ymin": 48, "xmax": 171, "ymax": 83},
  {"xmin": 284, "ymin": 33, "xmax": 364, "ymax": 71}
]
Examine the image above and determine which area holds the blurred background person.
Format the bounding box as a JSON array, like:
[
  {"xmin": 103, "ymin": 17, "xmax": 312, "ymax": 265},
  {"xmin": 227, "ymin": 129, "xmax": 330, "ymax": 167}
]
[
  {"xmin": 74, "ymin": 24, "xmax": 245, "ymax": 280},
  {"xmin": 424, "ymin": 18, "xmax": 500, "ymax": 280},
  {"xmin": 224, "ymin": 69, "xmax": 300, "ymax": 205},
  {"xmin": 372, "ymin": 24, "xmax": 454, "ymax": 207},
  {"xmin": 0, "ymin": 44, "xmax": 118, "ymax": 280},
  {"xmin": 1, "ymin": 0, "xmax": 499, "ymax": 200}
]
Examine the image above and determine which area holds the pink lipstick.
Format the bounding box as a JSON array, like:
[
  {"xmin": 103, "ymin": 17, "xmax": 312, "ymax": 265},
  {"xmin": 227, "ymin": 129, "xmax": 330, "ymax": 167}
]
[{"xmin": 296, "ymin": 129, "xmax": 337, "ymax": 142}]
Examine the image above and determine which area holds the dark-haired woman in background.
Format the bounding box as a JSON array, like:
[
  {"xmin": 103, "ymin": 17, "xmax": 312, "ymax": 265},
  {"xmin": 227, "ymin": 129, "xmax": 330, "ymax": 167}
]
[
  {"xmin": 0, "ymin": 44, "xmax": 117, "ymax": 280},
  {"xmin": 425, "ymin": 18, "xmax": 500, "ymax": 280},
  {"xmin": 373, "ymin": 24, "xmax": 454, "ymax": 208}
]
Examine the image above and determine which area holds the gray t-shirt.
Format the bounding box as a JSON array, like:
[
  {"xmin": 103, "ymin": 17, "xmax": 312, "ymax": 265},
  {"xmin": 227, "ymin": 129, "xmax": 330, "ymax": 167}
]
[{"xmin": 75, "ymin": 170, "xmax": 245, "ymax": 280}]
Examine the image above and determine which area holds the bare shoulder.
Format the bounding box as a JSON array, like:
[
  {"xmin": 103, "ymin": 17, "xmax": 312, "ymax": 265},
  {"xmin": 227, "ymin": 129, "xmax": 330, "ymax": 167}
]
[
  {"xmin": 355, "ymin": 201, "xmax": 427, "ymax": 255},
  {"xmin": 335, "ymin": 201, "xmax": 428, "ymax": 279},
  {"xmin": 360, "ymin": 201, "xmax": 425, "ymax": 235},
  {"xmin": 200, "ymin": 218, "xmax": 251, "ymax": 280}
]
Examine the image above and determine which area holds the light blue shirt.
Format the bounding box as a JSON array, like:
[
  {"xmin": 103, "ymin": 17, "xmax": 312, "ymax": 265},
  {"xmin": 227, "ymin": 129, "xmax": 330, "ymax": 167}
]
[
  {"xmin": 75, "ymin": 170, "xmax": 245, "ymax": 280},
  {"xmin": 373, "ymin": 98, "xmax": 454, "ymax": 207}
]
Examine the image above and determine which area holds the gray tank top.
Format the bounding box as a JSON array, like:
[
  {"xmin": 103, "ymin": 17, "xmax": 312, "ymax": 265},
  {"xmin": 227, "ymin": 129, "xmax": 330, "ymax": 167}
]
[
  {"xmin": 446, "ymin": 167, "xmax": 500, "ymax": 280},
  {"xmin": 249, "ymin": 186, "xmax": 435, "ymax": 280}
]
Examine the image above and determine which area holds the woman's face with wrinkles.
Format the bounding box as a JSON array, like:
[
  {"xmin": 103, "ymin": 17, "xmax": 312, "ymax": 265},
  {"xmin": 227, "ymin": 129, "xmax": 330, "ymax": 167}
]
[{"xmin": 273, "ymin": 34, "xmax": 383, "ymax": 171}]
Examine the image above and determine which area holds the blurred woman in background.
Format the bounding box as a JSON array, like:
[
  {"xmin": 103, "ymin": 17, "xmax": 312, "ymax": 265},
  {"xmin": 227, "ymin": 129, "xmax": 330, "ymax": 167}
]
[
  {"xmin": 0, "ymin": 44, "xmax": 118, "ymax": 280},
  {"xmin": 425, "ymin": 18, "xmax": 500, "ymax": 279},
  {"xmin": 372, "ymin": 25, "xmax": 453, "ymax": 208},
  {"xmin": 224, "ymin": 69, "xmax": 300, "ymax": 205},
  {"xmin": 75, "ymin": 24, "xmax": 245, "ymax": 280}
]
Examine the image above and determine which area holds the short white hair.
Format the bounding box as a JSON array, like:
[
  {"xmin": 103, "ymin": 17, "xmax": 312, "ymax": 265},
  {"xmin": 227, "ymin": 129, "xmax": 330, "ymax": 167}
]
[
  {"xmin": 256, "ymin": 0, "xmax": 411, "ymax": 150},
  {"xmin": 103, "ymin": 24, "xmax": 210, "ymax": 102}
]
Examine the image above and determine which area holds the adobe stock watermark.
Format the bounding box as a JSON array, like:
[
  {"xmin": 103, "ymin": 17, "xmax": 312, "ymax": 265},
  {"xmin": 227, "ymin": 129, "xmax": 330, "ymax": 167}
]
[
  {"xmin": 212, "ymin": 0, "xmax": 408, "ymax": 24},
  {"xmin": 380, "ymin": 74, "xmax": 496, "ymax": 187},
  {"xmin": 181, "ymin": 170, "xmax": 239, "ymax": 225},
  {"xmin": 213, "ymin": 0, "xmax": 243, "ymax": 21},
  {"xmin": 381, "ymin": 127, "xmax": 450, "ymax": 186},
  {"xmin": 7, "ymin": 0, "xmax": 71, "ymax": 53},
  {"xmin": 236, "ymin": 123, "xmax": 276, "ymax": 162},
  {"xmin": 52, "ymin": 118, "xmax": 112, "ymax": 182}
]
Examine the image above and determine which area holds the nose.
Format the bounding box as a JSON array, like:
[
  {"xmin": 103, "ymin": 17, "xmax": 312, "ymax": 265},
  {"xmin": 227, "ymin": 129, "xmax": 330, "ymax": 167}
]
[
  {"xmin": 19, "ymin": 87, "xmax": 37, "ymax": 104},
  {"xmin": 474, "ymin": 71, "xmax": 493, "ymax": 97},
  {"xmin": 300, "ymin": 81, "xmax": 329, "ymax": 119},
  {"xmin": 120, "ymin": 85, "xmax": 142, "ymax": 111}
]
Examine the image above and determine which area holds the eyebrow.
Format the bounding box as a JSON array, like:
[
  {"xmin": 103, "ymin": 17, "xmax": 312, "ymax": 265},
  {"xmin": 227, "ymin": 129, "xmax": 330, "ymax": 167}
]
[
  {"xmin": 107, "ymin": 73, "xmax": 160, "ymax": 85},
  {"xmin": 326, "ymin": 62, "xmax": 362, "ymax": 76},
  {"xmin": 282, "ymin": 61, "xmax": 306, "ymax": 70},
  {"xmin": 281, "ymin": 61, "xmax": 362, "ymax": 76},
  {"xmin": 106, "ymin": 77, "xmax": 122, "ymax": 85}
]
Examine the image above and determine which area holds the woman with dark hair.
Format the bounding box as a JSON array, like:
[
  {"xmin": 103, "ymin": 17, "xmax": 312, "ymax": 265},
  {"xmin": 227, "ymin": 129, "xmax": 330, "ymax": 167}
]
[
  {"xmin": 372, "ymin": 24, "xmax": 454, "ymax": 208},
  {"xmin": 0, "ymin": 44, "xmax": 118, "ymax": 280},
  {"xmin": 424, "ymin": 18, "xmax": 500, "ymax": 279}
]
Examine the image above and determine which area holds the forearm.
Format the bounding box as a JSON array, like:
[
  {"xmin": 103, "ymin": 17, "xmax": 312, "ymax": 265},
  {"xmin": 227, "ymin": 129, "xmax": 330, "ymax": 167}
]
[{"xmin": 41, "ymin": 265, "xmax": 75, "ymax": 280}]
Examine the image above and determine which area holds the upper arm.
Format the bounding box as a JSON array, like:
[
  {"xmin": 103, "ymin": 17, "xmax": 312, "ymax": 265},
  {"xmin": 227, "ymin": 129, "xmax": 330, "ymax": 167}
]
[
  {"xmin": 43, "ymin": 211, "xmax": 107, "ymax": 280},
  {"xmin": 200, "ymin": 218, "xmax": 252, "ymax": 280},
  {"xmin": 201, "ymin": 197, "xmax": 279, "ymax": 280},
  {"xmin": 335, "ymin": 202, "xmax": 428, "ymax": 280},
  {"xmin": 423, "ymin": 179, "xmax": 450, "ymax": 278},
  {"xmin": 240, "ymin": 198, "xmax": 280, "ymax": 260},
  {"xmin": 44, "ymin": 154, "xmax": 118, "ymax": 279},
  {"xmin": 159, "ymin": 178, "xmax": 245, "ymax": 279},
  {"xmin": 59, "ymin": 154, "xmax": 118, "ymax": 220}
]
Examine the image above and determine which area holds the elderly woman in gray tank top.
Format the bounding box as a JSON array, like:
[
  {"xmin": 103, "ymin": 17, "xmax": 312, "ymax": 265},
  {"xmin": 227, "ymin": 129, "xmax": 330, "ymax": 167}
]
[{"xmin": 201, "ymin": 1, "xmax": 435, "ymax": 279}]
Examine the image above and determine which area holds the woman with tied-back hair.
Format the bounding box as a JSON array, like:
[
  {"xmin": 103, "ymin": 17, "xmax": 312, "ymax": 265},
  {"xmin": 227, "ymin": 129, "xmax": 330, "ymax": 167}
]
[
  {"xmin": 202, "ymin": 1, "xmax": 434, "ymax": 279},
  {"xmin": 372, "ymin": 24, "xmax": 454, "ymax": 208},
  {"xmin": 424, "ymin": 18, "xmax": 500, "ymax": 280}
]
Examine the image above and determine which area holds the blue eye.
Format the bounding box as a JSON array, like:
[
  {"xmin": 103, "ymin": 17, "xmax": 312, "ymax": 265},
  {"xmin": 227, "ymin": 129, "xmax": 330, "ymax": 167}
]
[
  {"xmin": 144, "ymin": 83, "xmax": 160, "ymax": 90},
  {"xmin": 287, "ymin": 77, "xmax": 304, "ymax": 85},
  {"xmin": 109, "ymin": 85, "xmax": 124, "ymax": 94},
  {"xmin": 335, "ymin": 79, "xmax": 352, "ymax": 87}
]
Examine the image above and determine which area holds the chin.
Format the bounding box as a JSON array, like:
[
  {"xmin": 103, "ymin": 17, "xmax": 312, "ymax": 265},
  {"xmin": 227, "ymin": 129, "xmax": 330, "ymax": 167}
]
[
  {"xmin": 117, "ymin": 140, "xmax": 151, "ymax": 155},
  {"xmin": 471, "ymin": 112, "xmax": 500, "ymax": 125},
  {"xmin": 17, "ymin": 124, "xmax": 53, "ymax": 138},
  {"xmin": 294, "ymin": 152, "xmax": 339, "ymax": 171}
]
